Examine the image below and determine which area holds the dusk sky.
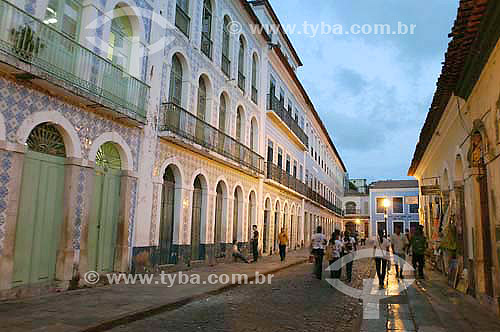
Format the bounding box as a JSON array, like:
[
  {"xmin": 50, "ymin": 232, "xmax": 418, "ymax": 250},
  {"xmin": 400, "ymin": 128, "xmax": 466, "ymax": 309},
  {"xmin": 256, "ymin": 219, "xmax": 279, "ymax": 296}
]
[{"xmin": 269, "ymin": 0, "xmax": 458, "ymax": 182}]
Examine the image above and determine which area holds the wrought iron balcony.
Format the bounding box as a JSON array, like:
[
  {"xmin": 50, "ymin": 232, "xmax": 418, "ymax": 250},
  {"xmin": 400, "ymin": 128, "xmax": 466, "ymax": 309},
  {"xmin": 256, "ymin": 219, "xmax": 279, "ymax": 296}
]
[
  {"xmin": 0, "ymin": 0, "xmax": 149, "ymax": 122},
  {"xmin": 201, "ymin": 32, "xmax": 212, "ymax": 59},
  {"xmin": 175, "ymin": 5, "xmax": 190, "ymax": 37},
  {"xmin": 160, "ymin": 102, "xmax": 264, "ymax": 174},
  {"xmin": 267, "ymin": 94, "xmax": 308, "ymax": 147},
  {"xmin": 265, "ymin": 162, "xmax": 343, "ymax": 216}
]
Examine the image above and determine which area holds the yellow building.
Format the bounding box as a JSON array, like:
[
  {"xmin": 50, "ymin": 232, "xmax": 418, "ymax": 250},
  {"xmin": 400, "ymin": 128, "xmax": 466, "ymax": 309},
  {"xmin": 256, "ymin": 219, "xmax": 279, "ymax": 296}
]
[{"xmin": 409, "ymin": 0, "xmax": 500, "ymax": 314}]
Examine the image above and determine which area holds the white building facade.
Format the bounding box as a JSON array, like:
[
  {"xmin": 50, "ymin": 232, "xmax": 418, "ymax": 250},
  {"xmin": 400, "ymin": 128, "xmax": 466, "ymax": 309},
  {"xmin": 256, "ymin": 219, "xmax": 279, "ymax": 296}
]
[{"xmin": 0, "ymin": 0, "xmax": 346, "ymax": 298}]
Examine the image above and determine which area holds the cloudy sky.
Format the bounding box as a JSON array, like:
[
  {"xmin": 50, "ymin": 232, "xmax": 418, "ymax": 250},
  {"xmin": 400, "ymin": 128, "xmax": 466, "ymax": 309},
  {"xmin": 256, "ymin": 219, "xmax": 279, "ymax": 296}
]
[{"xmin": 269, "ymin": 0, "xmax": 458, "ymax": 182}]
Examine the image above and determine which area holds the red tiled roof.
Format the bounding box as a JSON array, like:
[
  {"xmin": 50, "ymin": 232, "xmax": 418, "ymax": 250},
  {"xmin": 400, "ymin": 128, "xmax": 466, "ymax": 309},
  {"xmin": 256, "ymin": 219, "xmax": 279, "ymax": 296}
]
[{"xmin": 408, "ymin": 0, "xmax": 490, "ymax": 176}]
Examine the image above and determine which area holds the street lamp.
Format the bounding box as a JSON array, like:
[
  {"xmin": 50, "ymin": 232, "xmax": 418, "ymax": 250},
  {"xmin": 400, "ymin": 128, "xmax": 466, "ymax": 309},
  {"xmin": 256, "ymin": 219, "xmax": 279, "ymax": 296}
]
[{"xmin": 382, "ymin": 198, "xmax": 390, "ymax": 237}]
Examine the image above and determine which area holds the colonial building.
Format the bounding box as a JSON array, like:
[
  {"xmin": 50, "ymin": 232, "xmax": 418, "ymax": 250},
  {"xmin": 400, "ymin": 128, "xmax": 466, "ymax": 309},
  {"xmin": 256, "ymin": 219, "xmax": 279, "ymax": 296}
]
[
  {"xmin": 408, "ymin": 0, "xmax": 500, "ymax": 313},
  {"xmin": 0, "ymin": 0, "xmax": 346, "ymax": 298},
  {"xmin": 368, "ymin": 180, "xmax": 419, "ymax": 238},
  {"xmin": 344, "ymin": 178, "xmax": 370, "ymax": 237}
]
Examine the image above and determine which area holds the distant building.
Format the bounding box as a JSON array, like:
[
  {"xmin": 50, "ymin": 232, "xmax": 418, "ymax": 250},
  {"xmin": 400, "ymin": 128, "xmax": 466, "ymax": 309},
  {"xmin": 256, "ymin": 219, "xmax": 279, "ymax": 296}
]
[
  {"xmin": 369, "ymin": 180, "xmax": 419, "ymax": 238},
  {"xmin": 344, "ymin": 179, "xmax": 370, "ymax": 237}
]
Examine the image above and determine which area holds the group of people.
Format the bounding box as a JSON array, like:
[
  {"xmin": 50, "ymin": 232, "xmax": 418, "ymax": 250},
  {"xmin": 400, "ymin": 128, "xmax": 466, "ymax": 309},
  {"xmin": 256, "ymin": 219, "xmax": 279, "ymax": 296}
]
[
  {"xmin": 231, "ymin": 225, "xmax": 260, "ymax": 264},
  {"xmin": 311, "ymin": 226, "xmax": 357, "ymax": 281},
  {"xmin": 310, "ymin": 224, "xmax": 428, "ymax": 287},
  {"xmin": 373, "ymin": 224, "xmax": 427, "ymax": 288}
]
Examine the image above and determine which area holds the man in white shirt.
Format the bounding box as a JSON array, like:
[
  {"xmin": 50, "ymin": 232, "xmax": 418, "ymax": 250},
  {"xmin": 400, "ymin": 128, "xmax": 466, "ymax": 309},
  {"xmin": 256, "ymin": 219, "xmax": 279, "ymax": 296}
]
[
  {"xmin": 390, "ymin": 225, "xmax": 409, "ymax": 278},
  {"xmin": 311, "ymin": 226, "xmax": 327, "ymax": 280}
]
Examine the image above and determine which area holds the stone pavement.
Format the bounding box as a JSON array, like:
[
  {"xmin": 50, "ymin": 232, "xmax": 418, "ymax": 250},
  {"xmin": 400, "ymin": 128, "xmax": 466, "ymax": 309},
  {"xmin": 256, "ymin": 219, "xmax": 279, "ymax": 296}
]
[
  {"xmin": 360, "ymin": 257, "xmax": 500, "ymax": 332},
  {"xmin": 0, "ymin": 250, "xmax": 308, "ymax": 332}
]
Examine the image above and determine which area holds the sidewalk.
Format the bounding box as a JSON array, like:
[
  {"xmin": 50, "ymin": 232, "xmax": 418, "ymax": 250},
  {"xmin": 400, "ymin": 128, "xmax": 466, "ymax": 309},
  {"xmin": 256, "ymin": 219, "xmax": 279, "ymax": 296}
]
[
  {"xmin": 0, "ymin": 250, "xmax": 308, "ymax": 332},
  {"xmin": 360, "ymin": 259, "xmax": 500, "ymax": 332}
]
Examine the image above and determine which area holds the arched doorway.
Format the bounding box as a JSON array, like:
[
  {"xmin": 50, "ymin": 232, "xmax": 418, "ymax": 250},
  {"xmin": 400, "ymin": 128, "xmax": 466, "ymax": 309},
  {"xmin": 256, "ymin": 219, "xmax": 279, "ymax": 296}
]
[
  {"xmin": 274, "ymin": 201, "xmax": 280, "ymax": 254},
  {"xmin": 247, "ymin": 191, "xmax": 256, "ymax": 245},
  {"xmin": 159, "ymin": 165, "xmax": 181, "ymax": 265},
  {"xmin": 88, "ymin": 142, "xmax": 122, "ymax": 273},
  {"xmin": 263, "ymin": 198, "xmax": 271, "ymax": 253},
  {"xmin": 214, "ymin": 181, "xmax": 227, "ymax": 258},
  {"xmin": 289, "ymin": 207, "xmax": 295, "ymax": 249},
  {"xmin": 191, "ymin": 175, "xmax": 206, "ymax": 261},
  {"xmin": 233, "ymin": 186, "xmax": 243, "ymax": 244},
  {"xmin": 13, "ymin": 123, "xmax": 67, "ymax": 285}
]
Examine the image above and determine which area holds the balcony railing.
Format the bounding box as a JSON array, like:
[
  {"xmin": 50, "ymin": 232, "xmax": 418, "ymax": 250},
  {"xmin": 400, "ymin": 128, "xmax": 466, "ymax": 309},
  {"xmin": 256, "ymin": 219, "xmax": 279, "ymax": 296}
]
[
  {"xmin": 238, "ymin": 71, "xmax": 245, "ymax": 92},
  {"xmin": 201, "ymin": 32, "xmax": 212, "ymax": 59},
  {"xmin": 221, "ymin": 53, "xmax": 230, "ymax": 77},
  {"xmin": 267, "ymin": 94, "xmax": 308, "ymax": 147},
  {"xmin": 160, "ymin": 102, "xmax": 264, "ymax": 174},
  {"xmin": 265, "ymin": 162, "xmax": 343, "ymax": 215},
  {"xmin": 175, "ymin": 5, "xmax": 190, "ymax": 37},
  {"xmin": 0, "ymin": 0, "xmax": 149, "ymax": 122}
]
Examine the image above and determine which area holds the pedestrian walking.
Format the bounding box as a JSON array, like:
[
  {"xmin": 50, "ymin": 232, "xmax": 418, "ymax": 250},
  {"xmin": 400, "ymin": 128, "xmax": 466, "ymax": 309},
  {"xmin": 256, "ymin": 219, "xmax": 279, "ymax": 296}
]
[
  {"xmin": 390, "ymin": 225, "xmax": 409, "ymax": 278},
  {"xmin": 251, "ymin": 225, "xmax": 259, "ymax": 263},
  {"xmin": 311, "ymin": 226, "xmax": 327, "ymax": 279},
  {"xmin": 373, "ymin": 231, "xmax": 390, "ymax": 289},
  {"xmin": 278, "ymin": 228, "xmax": 288, "ymax": 262},
  {"xmin": 231, "ymin": 240, "xmax": 250, "ymax": 263},
  {"xmin": 326, "ymin": 231, "xmax": 343, "ymax": 279},
  {"xmin": 410, "ymin": 225, "xmax": 427, "ymax": 279},
  {"xmin": 343, "ymin": 231, "xmax": 356, "ymax": 282},
  {"xmin": 405, "ymin": 229, "xmax": 411, "ymax": 256}
]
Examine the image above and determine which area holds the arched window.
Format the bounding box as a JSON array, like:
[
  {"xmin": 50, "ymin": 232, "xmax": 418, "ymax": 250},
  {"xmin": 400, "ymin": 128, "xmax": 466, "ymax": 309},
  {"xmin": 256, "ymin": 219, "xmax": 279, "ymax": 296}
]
[
  {"xmin": 169, "ymin": 55, "xmax": 183, "ymax": 105},
  {"xmin": 237, "ymin": 36, "xmax": 245, "ymax": 91},
  {"xmin": 236, "ymin": 107, "xmax": 243, "ymax": 142},
  {"xmin": 201, "ymin": 0, "xmax": 212, "ymax": 58},
  {"xmin": 251, "ymin": 54, "xmax": 258, "ymax": 103},
  {"xmin": 108, "ymin": 6, "xmax": 133, "ymax": 72},
  {"xmin": 197, "ymin": 77, "xmax": 207, "ymax": 121},
  {"xmin": 221, "ymin": 16, "xmax": 231, "ymax": 76},
  {"xmin": 345, "ymin": 202, "xmax": 357, "ymax": 215},
  {"xmin": 175, "ymin": 0, "xmax": 190, "ymax": 37},
  {"xmin": 219, "ymin": 94, "xmax": 226, "ymax": 132},
  {"xmin": 250, "ymin": 118, "xmax": 258, "ymax": 151}
]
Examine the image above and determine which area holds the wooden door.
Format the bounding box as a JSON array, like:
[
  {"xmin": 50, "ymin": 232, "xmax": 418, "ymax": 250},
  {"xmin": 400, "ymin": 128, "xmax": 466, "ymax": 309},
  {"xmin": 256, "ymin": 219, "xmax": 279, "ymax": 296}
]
[{"xmin": 12, "ymin": 151, "xmax": 65, "ymax": 285}]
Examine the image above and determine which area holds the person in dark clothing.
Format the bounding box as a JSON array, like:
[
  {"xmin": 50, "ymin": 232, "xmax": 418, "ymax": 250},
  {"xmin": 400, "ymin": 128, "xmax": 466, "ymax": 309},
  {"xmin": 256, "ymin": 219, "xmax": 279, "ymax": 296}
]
[
  {"xmin": 251, "ymin": 225, "xmax": 259, "ymax": 263},
  {"xmin": 410, "ymin": 225, "xmax": 427, "ymax": 279}
]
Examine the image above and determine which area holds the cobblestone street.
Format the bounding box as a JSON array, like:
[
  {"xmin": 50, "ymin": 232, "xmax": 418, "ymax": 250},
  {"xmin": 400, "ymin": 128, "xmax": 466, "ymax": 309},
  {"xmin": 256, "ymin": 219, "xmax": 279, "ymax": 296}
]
[{"xmin": 109, "ymin": 260, "xmax": 372, "ymax": 332}]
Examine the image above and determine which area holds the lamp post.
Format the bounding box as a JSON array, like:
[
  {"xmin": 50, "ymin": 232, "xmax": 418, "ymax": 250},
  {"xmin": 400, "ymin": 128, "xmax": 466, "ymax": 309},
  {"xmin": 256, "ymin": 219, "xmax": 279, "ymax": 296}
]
[{"xmin": 383, "ymin": 198, "xmax": 390, "ymax": 237}]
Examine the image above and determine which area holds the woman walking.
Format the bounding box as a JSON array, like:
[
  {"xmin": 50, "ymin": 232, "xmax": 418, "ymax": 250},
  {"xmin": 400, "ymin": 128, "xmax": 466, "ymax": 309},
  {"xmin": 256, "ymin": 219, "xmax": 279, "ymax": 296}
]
[
  {"xmin": 373, "ymin": 231, "xmax": 391, "ymax": 289},
  {"xmin": 326, "ymin": 231, "xmax": 343, "ymax": 279}
]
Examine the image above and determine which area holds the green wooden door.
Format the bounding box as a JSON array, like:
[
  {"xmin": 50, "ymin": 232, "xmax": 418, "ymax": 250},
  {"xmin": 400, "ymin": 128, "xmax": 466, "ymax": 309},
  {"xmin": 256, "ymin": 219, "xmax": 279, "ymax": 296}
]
[
  {"xmin": 191, "ymin": 184, "xmax": 202, "ymax": 261},
  {"xmin": 89, "ymin": 168, "xmax": 121, "ymax": 273},
  {"xmin": 12, "ymin": 151, "xmax": 65, "ymax": 286}
]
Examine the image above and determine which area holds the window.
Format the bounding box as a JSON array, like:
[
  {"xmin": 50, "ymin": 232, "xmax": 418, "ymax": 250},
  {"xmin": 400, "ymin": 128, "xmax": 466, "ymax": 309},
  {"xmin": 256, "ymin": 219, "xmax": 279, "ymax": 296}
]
[
  {"xmin": 345, "ymin": 202, "xmax": 356, "ymax": 215},
  {"xmin": 286, "ymin": 155, "xmax": 291, "ymax": 174},
  {"xmin": 393, "ymin": 197, "xmax": 403, "ymax": 214},
  {"xmin": 288, "ymin": 99, "xmax": 292, "ymax": 113},
  {"xmin": 197, "ymin": 77, "xmax": 207, "ymax": 121},
  {"xmin": 201, "ymin": 0, "xmax": 212, "ymax": 58},
  {"xmin": 293, "ymin": 160, "xmax": 297, "ymax": 177},
  {"xmin": 218, "ymin": 94, "xmax": 226, "ymax": 132},
  {"xmin": 406, "ymin": 196, "xmax": 419, "ymax": 214},
  {"xmin": 108, "ymin": 7, "xmax": 133, "ymax": 72},
  {"xmin": 175, "ymin": 0, "xmax": 190, "ymax": 37},
  {"xmin": 169, "ymin": 55, "xmax": 183, "ymax": 105},
  {"xmin": 269, "ymin": 77, "xmax": 276, "ymax": 97},
  {"xmin": 277, "ymin": 148, "xmax": 283, "ymax": 168},
  {"xmin": 236, "ymin": 107, "xmax": 243, "ymax": 142},
  {"xmin": 221, "ymin": 16, "xmax": 231, "ymax": 76},
  {"xmin": 251, "ymin": 54, "xmax": 258, "ymax": 104},
  {"xmin": 376, "ymin": 198, "xmax": 386, "ymax": 214},
  {"xmin": 267, "ymin": 140, "xmax": 273, "ymax": 162},
  {"xmin": 299, "ymin": 165, "xmax": 303, "ymax": 180},
  {"xmin": 44, "ymin": 0, "xmax": 81, "ymax": 39},
  {"xmin": 409, "ymin": 203, "xmax": 419, "ymax": 214},
  {"xmin": 238, "ymin": 36, "xmax": 246, "ymax": 91}
]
